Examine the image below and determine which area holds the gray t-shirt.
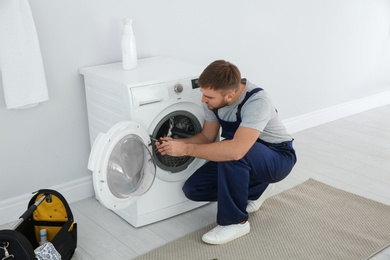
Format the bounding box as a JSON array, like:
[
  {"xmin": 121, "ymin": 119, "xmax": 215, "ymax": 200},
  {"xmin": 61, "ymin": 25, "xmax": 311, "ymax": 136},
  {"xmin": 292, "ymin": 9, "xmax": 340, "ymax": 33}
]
[{"xmin": 203, "ymin": 80, "xmax": 292, "ymax": 143}]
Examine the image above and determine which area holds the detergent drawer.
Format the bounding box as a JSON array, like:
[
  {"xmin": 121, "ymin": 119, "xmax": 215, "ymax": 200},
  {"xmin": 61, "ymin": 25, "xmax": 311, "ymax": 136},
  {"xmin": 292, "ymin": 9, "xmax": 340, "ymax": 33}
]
[{"xmin": 130, "ymin": 83, "xmax": 169, "ymax": 108}]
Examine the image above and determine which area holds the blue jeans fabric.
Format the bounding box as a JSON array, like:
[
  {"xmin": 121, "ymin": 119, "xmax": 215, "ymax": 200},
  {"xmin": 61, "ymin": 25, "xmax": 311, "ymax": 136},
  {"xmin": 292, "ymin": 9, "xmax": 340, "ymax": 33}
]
[{"xmin": 182, "ymin": 140, "xmax": 296, "ymax": 225}]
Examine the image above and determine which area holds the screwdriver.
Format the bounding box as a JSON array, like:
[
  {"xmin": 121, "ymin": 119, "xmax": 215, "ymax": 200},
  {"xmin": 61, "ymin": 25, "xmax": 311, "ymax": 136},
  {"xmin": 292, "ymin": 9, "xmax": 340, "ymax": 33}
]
[{"xmin": 149, "ymin": 136, "xmax": 165, "ymax": 144}]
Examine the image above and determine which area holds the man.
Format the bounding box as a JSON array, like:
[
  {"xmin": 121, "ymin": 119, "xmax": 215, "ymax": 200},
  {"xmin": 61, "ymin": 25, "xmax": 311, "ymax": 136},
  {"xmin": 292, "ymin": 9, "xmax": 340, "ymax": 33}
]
[{"xmin": 155, "ymin": 60, "xmax": 296, "ymax": 245}]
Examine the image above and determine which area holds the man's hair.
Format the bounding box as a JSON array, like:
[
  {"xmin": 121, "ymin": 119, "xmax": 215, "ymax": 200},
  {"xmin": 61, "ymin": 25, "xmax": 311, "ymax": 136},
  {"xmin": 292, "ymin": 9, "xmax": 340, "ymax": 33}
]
[{"xmin": 198, "ymin": 60, "xmax": 241, "ymax": 94}]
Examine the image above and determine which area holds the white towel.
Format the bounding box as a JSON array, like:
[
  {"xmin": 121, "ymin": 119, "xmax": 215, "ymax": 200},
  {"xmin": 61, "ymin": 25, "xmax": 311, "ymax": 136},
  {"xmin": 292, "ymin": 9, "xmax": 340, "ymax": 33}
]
[{"xmin": 0, "ymin": 0, "xmax": 49, "ymax": 109}]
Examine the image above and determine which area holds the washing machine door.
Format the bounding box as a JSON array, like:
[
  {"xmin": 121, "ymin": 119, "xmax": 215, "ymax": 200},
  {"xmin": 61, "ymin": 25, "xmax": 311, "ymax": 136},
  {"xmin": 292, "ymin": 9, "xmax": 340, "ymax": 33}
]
[{"xmin": 88, "ymin": 121, "xmax": 156, "ymax": 210}]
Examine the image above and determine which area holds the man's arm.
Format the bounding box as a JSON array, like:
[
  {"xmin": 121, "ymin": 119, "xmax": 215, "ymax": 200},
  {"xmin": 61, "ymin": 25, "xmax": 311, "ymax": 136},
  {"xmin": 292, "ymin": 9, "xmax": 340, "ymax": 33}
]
[{"xmin": 157, "ymin": 125, "xmax": 260, "ymax": 162}]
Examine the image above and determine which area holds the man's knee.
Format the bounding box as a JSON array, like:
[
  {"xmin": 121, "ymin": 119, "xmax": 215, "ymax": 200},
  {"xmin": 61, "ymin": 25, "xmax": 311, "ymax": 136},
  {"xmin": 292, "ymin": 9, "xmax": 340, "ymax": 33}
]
[
  {"xmin": 182, "ymin": 183, "xmax": 198, "ymax": 201},
  {"xmin": 182, "ymin": 182, "xmax": 191, "ymax": 198}
]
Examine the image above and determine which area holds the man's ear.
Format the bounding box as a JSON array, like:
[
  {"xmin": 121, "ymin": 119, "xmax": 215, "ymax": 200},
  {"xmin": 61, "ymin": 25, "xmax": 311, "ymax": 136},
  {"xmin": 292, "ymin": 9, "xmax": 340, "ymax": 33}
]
[{"xmin": 225, "ymin": 90, "xmax": 236, "ymax": 102}]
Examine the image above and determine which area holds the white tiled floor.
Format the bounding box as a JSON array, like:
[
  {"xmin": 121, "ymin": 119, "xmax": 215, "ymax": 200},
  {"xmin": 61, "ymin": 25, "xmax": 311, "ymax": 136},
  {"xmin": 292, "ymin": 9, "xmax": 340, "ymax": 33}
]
[{"xmin": 3, "ymin": 105, "xmax": 390, "ymax": 259}]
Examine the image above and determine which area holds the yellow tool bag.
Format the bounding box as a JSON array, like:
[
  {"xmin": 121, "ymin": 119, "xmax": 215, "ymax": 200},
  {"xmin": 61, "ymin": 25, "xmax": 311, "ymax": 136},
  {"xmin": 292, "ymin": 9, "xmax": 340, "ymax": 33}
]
[{"xmin": 0, "ymin": 189, "xmax": 77, "ymax": 259}]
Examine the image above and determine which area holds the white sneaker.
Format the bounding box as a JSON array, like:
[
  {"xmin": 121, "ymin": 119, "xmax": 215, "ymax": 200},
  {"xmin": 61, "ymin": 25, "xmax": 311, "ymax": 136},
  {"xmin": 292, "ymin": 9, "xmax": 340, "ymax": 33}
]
[
  {"xmin": 202, "ymin": 222, "xmax": 250, "ymax": 245},
  {"xmin": 246, "ymin": 183, "xmax": 275, "ymax": 213}
]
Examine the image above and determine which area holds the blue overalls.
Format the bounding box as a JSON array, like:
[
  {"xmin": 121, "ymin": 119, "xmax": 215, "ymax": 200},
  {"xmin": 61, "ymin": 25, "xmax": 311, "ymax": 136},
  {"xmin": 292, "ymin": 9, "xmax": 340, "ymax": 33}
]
[{"xmin": 182, "ymin": 88, "xmax": 297, "ymax": 225}]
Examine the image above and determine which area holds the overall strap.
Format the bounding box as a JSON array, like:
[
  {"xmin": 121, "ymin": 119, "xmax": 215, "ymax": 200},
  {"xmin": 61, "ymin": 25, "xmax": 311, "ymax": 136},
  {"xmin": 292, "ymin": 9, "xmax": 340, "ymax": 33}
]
[{"xmin": 236, "ymin": 88, "xmax": 263, "ymax": 120}]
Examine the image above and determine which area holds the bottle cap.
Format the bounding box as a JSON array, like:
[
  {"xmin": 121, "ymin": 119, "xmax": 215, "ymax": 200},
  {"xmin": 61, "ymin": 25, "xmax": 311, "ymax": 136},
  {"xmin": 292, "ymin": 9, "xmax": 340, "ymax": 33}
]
[{"xmin": 124, "ymin": 17, "xmax": 132, "ymax": 25}]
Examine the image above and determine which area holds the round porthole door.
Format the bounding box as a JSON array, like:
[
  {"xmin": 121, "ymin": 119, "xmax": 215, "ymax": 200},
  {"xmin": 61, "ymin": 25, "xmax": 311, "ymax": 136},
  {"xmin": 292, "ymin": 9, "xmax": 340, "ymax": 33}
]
[{"xmin": 88, "ymin": 121, "xmax": 156, "ymax": 210}]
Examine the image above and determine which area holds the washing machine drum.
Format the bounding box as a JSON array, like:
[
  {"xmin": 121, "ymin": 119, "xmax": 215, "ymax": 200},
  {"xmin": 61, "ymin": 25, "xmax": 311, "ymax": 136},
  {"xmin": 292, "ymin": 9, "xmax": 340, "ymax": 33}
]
[
  {"xmin": 152, "ymin": 111, "xmax": 202, "ymax": 173},
  {"xmin": 88, "ymin": 121, "xmax": 156, "ymax": 210}
]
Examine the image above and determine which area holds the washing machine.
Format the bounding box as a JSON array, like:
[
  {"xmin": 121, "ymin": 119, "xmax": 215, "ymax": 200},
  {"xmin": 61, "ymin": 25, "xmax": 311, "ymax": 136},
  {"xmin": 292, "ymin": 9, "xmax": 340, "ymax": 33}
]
[{"xmin": 80, "ymin": 56, "xmax": 208, "ymax": 227}]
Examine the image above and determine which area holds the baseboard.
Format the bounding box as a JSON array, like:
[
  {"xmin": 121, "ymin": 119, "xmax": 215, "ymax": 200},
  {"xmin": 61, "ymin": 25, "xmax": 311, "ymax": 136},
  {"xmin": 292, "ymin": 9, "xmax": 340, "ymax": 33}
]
[
  {"xmin": 283, "ymin": 90, "xmax": 390, "ymax": 134},
  {"xmin": 1, "ymin": 90, "xmax": 389, "ymax": 226},
  {"xmin": 0, "ymin": 175, "xmax": 94, "ymax": 227}
]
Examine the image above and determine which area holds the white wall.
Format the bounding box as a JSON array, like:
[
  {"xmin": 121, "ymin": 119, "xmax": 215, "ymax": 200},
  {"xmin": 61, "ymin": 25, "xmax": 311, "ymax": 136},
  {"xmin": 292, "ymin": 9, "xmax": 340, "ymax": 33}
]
[{"xmin": 1, "ymin": 0, "xmax": 389, "ymax": 221}]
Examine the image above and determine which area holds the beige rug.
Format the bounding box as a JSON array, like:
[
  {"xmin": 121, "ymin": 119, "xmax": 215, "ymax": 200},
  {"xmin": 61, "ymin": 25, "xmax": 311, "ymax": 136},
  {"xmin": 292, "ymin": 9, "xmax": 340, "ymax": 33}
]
[{"xmin": 135, "ymin": 179, "xmax": 390, "ymax": 260}]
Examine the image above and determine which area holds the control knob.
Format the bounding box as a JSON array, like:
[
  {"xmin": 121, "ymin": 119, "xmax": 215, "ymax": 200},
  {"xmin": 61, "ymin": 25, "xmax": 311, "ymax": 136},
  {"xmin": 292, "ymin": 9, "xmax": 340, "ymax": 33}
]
[{"xmin": 174, "ymin": 83, "xmax": 184, "ymax": 94}]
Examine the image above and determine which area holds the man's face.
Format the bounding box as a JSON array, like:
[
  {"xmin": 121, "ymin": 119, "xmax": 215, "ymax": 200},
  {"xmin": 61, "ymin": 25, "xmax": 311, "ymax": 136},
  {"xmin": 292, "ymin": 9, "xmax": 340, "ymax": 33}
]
[{"xmin": 200, "ymin": 87, "xmax": 233, "ymax": 110}]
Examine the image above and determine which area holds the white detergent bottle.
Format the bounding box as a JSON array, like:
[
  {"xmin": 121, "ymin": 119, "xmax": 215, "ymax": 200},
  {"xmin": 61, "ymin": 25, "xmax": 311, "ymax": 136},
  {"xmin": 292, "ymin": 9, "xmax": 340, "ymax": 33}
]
[{"xmin": 122, "ymin": 17, "xmax": 138, "ymax": 70}]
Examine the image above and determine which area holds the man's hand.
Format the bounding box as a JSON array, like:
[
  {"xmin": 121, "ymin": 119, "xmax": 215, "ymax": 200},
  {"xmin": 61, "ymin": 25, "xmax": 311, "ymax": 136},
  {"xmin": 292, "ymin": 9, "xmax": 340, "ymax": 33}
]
[{"xmin": 155, "ymin": 137, "xmax": 191, "ymax": 157}]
